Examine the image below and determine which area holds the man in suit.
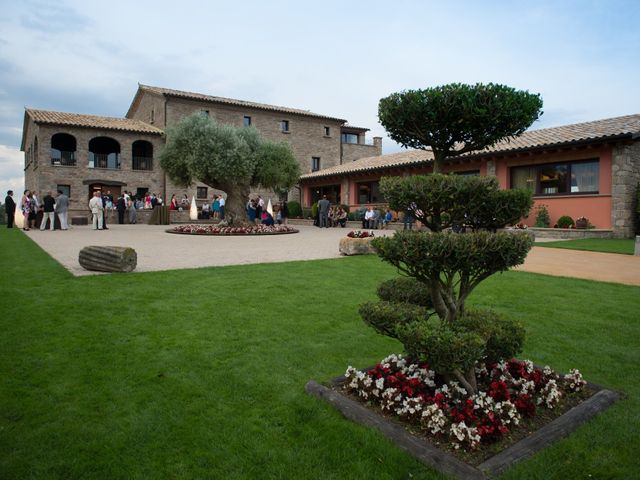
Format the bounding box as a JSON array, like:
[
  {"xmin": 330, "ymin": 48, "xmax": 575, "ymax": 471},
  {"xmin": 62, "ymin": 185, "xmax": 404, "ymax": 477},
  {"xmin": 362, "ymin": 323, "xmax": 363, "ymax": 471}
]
[
  {"xmin": 116, "ymin": 194, "xmax": 126, "ymax": 224},
  {"xmin": 4, "ymin": 190, "xmax": 16, "ymax": 228},
  {"xmin": 89, "ymin": 191, "xmax": 104, "ymax": 230},
  {"xmin": 318, "ymin": 195, "xmax": 331, "ymax": 228},
  {"xmin": 55, "ymin": 190, "xmax": 69, "ymax": 230},
  {"xmin": 40, "ymin": 191, "xmax": 56, "ymax": 231}
]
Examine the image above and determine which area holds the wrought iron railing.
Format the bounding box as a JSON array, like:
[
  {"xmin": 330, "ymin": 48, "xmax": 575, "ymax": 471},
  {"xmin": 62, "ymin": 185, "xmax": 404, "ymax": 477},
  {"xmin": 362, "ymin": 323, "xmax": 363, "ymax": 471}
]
[
  {"xmin": 132, "ymin": 156, "xmax": 153, "ymax": 171},
  {"xmin": 51, "ymin": 150, "xmax": 76, "ymax": 166}
]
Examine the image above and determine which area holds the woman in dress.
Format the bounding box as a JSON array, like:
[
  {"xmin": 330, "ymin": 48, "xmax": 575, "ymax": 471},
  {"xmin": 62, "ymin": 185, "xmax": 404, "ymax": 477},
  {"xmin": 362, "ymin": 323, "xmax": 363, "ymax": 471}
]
[
  {"xmin": 144, "ymin": 193, "xmax": 152, "ymax": 209},
  {"xmin": 20, "ymin": 190, "xmax": 31, "ymax": 230},
  {"xmin": 212, "ymin": 196, "xmax": 220, "ymax": 219},
  {"xmin": 169, "ymin": 194, "xmax": 178, "ymax": 210}
]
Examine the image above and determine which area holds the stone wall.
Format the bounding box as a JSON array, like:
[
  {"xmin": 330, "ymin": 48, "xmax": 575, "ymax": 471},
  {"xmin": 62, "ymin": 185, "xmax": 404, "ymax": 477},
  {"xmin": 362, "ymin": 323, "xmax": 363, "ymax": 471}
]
[
  {"xmin": 342, "ymin": 142, "xmax": 381, "ymax": 163},
  {"xmin": 611, "ymin": 141, "xmax": 640, "ymax": 238}
]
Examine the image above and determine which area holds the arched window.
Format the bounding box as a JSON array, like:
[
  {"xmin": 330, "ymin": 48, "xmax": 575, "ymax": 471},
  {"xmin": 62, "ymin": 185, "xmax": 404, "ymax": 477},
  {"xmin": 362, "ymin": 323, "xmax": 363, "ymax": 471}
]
[
  {"xmin": 88, "ymin": 137, "xmax": 120, "ymax": 169},
  {"xmin": 51, "ymin": 133, "xmax": 77, "ymax": 166},
  {"xmin": 132, "ymin": 140, "xmax": 153, "ymax": 171}
]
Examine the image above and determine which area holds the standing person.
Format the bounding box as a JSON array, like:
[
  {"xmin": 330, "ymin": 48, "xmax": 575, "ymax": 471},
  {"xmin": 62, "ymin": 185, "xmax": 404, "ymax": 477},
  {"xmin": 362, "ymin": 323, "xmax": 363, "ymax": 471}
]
[
  {"xmin": 101, "ymin": 192, "xmax": 109, "ymax": 230},
  {"xmin": 89, "ymin": 191, "xmax": 104, "ymax": 230},
  {"xmin": 246, "ymin": 198, "xmax": 256, "ymax": 223},
  {"xmin": 169, "ymin": 194, "xmax": 178, "ymax": 210},
  {"xmin": 116, "ymin": 194, "xmax": 126, "ymax": 224},
  {"xmin": 20, "ymin": 190, "xmax": 31, "ymax": 230},
  {"xmin": 144, "ymin": 192, "xmax": 152, "ymax": 209},
  {"xmin": 40, "ymin": 191, "xmax": 56, "ymax": 231},
  {"xmin": 5, "ymin": 190, "xmax": 16, "ymax": 228},
  {"xmin": 255, "ymin": 196, "xmax": 264, "ymax": 222},
  {"xmin": 403, "ymin": 206, "xmax": 415, "ymax": 230},
  {"xmin": 55, "ymin": 189, "xmax": 69, "ymax": 230},
  {"xmin": 28, "ymin": 192, "xmax": 38, "ymax": 229},
  {"xmin": 318, "ymin": 195, "xmax": 331, "ymax": 228},
  {"xmin": 128, "ymin": 195, "xmax": 137, "ymax": 224},
  {"xmin": 212, "ymin": 195, "xmax": 220, "ymax": 219},
  {"xmin": 218, "ymin": 194, "xmax": 225, "ymax": 220},
  {"xmin": 281, "ymin": 201, "xmax": 289, "ymax": 225}
]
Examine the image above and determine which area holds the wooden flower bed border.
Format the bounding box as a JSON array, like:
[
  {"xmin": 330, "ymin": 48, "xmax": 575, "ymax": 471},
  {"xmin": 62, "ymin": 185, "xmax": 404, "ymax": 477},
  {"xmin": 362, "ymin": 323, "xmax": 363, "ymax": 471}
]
[{"xmin": 305, "ymin": 372, "xmax": 620, "ymax": 479}]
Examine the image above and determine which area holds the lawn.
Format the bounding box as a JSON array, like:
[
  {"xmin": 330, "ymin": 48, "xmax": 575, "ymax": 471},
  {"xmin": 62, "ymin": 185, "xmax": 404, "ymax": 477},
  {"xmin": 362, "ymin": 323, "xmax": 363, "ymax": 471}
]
[
  {"xmin": 1, "ymin": 228, "xmax": 639, "ymax": 479},
  {"xmin": 534, "ymin": 238, "xmax": 635, "ymax": 255}
]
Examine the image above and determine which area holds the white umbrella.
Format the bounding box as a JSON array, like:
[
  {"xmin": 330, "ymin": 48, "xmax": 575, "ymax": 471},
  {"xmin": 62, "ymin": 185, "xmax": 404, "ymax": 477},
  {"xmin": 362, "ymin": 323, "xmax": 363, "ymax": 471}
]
[
  {"xmin": 267, "ymin": 198, "xmax": 274, "ymax": 218},
  {"xmin": 189, "ymin": 196, "xmax": 198, "ymax": 221}
]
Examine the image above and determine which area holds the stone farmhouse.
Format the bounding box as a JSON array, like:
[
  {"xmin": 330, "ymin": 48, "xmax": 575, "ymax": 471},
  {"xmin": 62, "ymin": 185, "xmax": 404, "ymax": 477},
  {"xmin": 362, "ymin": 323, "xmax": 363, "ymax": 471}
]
[
  {"xmin": 21, "ymin": 84, "xmax": 382, "ymax": 215},
  {"xmin": 301, "ymin": 114, "xmax": 640, "ymax": 238}
]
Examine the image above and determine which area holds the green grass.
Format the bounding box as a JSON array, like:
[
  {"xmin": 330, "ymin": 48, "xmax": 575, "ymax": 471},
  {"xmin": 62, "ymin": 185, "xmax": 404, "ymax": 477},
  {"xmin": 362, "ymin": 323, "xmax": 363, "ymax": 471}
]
[
  {"xmin": 1, "ymin": 228, "xmax": 639, "ymax": 479},
  {"xmin": 534, "ymin": 238, "xmax": 635, "ymax": 255}
]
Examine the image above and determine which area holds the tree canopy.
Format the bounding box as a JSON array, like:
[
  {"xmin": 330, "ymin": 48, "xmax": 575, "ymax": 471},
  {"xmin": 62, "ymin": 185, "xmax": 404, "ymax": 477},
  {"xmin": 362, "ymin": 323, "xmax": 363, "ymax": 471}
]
[
  {"xmin": 159, "ymin": 113, "xmax": 300, "ymax": 224},
  {"xmin": 378, "ymin": 83, "xmax": 543, "ymax": 173}
]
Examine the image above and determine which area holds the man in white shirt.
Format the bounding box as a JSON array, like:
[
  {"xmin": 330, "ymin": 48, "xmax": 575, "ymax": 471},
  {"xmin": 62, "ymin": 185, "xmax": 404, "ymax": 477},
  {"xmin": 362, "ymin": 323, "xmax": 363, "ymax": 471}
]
[
  {"xmin": 89, "ymin": 191, "xmax": 104, "ymax": 230},
  {"xmin": 364, "ymin": 206, "xmax": 375, "ymax": 229}
]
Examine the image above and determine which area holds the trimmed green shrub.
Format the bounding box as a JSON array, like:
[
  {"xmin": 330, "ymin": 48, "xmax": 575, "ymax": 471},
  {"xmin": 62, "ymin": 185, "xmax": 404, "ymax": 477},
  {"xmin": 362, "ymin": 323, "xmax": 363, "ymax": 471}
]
[
  {"xmin": 379, "ymin": 174, "xmax": 532, "ymax": 232},
  {"xmin": 396, "ymin": 321, "xmax": 485, "ymax": 377},
  {"xmin": 557, "ymin": 215, "xmax": 574, "ymax": 228},
  {"xmin": 311, "ymin": 203, "xmax": 318, "ymax": 219},
  {"xmin": 534, "ymin": 204, "xmax": 551, "ymax": 227},
  {"xmin": 376, "ymin": 277, "xmax": 433, "ymax": 308},
  {"xmin": 456, "ymin": 309, "xmax": 525, "ymax": 363},
  {"xmin": 287, "ymin": 201, "xmax": 302, "ymax": 218},
  {"xmin": 302, "ymin": 208, "xmax": 312, "ymax": 219},
  {"xmin": 359, "ymin": 301, "xmax": 430, "ymax": 340}
]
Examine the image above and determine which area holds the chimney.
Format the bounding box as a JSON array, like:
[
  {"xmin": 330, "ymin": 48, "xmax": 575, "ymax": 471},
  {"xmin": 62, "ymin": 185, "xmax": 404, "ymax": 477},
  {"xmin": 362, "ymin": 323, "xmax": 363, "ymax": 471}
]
[{"xmin": 373, "ymin": 136, "xmax": 382, "ymax": 154}]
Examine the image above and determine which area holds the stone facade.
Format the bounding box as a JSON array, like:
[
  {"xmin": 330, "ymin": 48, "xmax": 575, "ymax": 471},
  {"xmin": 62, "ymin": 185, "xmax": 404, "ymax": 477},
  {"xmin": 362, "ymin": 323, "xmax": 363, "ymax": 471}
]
[
  {"xmin": 22, "ymin": 120, "xmax": 164, "ymax": 216},
  {"xmin": 611, "ymin": 141, "xmax": 640, "ymax": 238},
  {"xmin": 124, "ymin": 86, "xmax": 381, "ymax": 204}
]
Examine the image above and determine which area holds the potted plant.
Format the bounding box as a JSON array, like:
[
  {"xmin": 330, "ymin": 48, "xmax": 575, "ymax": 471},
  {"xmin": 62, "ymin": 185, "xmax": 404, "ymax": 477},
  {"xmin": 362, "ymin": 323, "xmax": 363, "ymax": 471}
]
[
  {"xmin": 575, "ymin": 216, "xmax": 589, "ymax": 229},
  {"xmin": 557, "ymin": 215, "xmax": 575, "ymax": 229}
]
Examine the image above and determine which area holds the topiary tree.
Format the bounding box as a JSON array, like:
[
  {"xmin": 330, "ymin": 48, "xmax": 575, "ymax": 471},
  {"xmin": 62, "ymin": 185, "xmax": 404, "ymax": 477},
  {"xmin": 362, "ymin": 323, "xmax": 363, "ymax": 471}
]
[
  {"xmin": 378, "ymin": 83, "xmax": 543, "ymax": 173},
  {"xmin": 360, "ymin": 174, "xmax": 533, "ymax": 393},
  {"xmin": 159, "ymin": 113, "xmax": 300, "ymax": 225}
]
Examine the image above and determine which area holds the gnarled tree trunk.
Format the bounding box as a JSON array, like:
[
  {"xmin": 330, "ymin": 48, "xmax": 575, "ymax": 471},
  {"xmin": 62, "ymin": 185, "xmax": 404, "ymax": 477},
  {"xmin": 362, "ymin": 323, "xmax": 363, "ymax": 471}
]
[{"xmin": 221, "ymin": 184, "xmax": 250, "ymax": 226}]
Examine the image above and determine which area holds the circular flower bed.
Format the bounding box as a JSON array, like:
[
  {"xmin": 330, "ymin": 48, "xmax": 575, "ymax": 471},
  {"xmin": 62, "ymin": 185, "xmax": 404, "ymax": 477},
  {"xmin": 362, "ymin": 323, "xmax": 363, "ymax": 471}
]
[
  {"xmin": 166, "ymin": 224, "xmax": 299, "ymax": 235},
  {"xmin": 344, "ymin": 354, "xmax": 587, "ymax": 451},
  {"xmin": 347, "ymin": 230, "xmax": 375, "ymax": 238}
]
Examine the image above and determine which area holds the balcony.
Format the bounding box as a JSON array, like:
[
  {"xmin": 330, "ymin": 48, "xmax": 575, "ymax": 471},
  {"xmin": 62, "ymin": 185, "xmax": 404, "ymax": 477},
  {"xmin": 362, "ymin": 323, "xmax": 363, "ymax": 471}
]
[
  {"xmin": 132, "ymin": 156, "xmax": 153, "ymax": 171},
  {"xmin": 51, "ymin": 150, "xmax": 76, "ymax": 166},
  {"xmin": 89, "ymin": 153, "xmax": 121, "ymax": 170}
]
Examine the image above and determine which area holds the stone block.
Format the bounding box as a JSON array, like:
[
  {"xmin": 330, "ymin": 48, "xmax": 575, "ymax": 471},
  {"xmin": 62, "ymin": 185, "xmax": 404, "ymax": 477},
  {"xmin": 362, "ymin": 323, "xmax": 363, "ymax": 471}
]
[{"xmin": 339, "ymin": 237, "xmax": 377, "ymax": 256}]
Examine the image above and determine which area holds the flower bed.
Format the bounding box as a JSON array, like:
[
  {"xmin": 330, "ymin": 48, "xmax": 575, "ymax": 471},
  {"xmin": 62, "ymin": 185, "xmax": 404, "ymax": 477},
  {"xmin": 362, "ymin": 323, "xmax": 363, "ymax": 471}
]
[
  {"xmin": 166, "ymin": 224, "xmax": 299, "ymax": 235},
  {"xmin": 347, "ymin": 230, "xmax": 375, "ymax": 238},
  {"xmin": 343, "ymin": 354, "xmax": 589, "ymax": 455}
]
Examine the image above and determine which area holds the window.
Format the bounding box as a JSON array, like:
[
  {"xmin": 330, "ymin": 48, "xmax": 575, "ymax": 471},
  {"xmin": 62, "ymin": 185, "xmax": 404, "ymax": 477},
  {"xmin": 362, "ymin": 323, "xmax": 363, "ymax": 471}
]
[
  {"xmin": 51, "ymin": 133, "xmax": 77, "ymax": 166},
  {"xmin": 57, "ymin": 184, "xmax": 70, "ymax": 198},
  {"xmin": 281, "ymin": 120, "xmax": 289, "ymax": 132},
  {"xmin": 510, "ymin": 160, "xmax": 599, "ymax": 195},
  {"xmin": 150, "ymin": 108, "xmax": 155, "ymax": 124},
  {"xmin": 243, "ymin": 116, "xmax": 252, "ymax": 127},
  {"xmin": 200, "ymin": 110, "xmax": 210, "ymax": 118},
  {"xmin": 324, "ymin": 126, "xmax": 331, "ymax": 136},
  {"xmin": 136, "ymin": 187, "xmax": 149, "ymax": 199},
  {"xmin": 357, "ymin": 181, "xmax": 385, "ymax": 204},
  {"xmin": 197, "ymin": 187, "xmax": 208, "ymax": 199},
  {"xmin": 312, "ymin": 157, "xmax": 321, "ymax": 172},
  {"xmin": 88, "ymin": 137, "xmax": 121, "ymax": 169},
  {"xmin": 341, "ymin": 132, "xmax": 359, "ymax": 144},
  {"xmin": 132, "ymin": 140, "xmax": 154, "ymax": 171}
]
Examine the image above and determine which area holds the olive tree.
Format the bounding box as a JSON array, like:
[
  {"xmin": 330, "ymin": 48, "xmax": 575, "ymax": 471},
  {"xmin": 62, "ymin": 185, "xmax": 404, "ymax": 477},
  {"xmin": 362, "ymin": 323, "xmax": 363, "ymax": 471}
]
[
  {"xmin": 378, "ymin": 83, "xmax": 543, "ymax": 173},
  {"xmin": 159, "ymin": 113, "xmax": 300, "ymax": 224}
]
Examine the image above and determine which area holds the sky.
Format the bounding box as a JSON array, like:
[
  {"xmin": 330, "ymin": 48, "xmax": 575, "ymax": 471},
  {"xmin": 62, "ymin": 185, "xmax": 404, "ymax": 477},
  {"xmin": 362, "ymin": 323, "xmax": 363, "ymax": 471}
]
[{"xmin": 1, "ymin": 0, "xmax": 639, "ymax": 198}]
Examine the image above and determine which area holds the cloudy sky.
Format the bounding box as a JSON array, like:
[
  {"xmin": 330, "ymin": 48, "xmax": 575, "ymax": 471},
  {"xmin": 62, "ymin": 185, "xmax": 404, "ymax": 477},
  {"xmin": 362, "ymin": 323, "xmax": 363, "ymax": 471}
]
[{"xmin": 1, "ymin": 0, "xmax": 639, "ymax": 197}]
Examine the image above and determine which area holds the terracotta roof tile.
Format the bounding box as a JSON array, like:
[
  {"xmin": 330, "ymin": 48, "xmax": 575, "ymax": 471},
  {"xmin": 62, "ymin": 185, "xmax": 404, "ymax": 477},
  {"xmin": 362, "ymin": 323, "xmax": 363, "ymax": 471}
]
[
  {"xmin": 301, "ymin": 114, "xmax": 640, "ymax": 180},
  {"xmin": 139, "ymin": 84, "xmax": 348, "ymax": 123},
  {"xmin": 26, "ymin": 109, "xmax": 164, "ymax": 135}
]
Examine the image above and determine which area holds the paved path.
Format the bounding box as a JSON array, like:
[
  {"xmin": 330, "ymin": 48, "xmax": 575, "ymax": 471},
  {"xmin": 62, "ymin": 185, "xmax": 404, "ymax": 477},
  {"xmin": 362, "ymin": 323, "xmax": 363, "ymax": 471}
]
[
  {"xmin": 23, "ymin": 224, "xmax": 394, "ymax": 277},
  {"xmin": 22, "ymin": 225, "xmax": 640, "ymax": 285}
]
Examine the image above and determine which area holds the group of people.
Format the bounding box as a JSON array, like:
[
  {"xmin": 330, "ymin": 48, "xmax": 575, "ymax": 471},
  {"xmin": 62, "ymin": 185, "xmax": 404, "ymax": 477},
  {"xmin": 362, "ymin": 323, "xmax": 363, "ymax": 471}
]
[
  {"xmin": 362, "ymin": 206, "xmax": 394, "ymax": 230},
  {"xmin": 88, "ymin": 190, "xmax": 140, "ymax": 229},
  {"xmin": 245, "ymin": 196, "xmax": 290, "ymax": 225},
  {"xmin": 314, "ymin": 196, "xmax": 395, "ymax": 229},
  {"xmin": 3, "ymin": 189, "xmax": 70, "ymax": 231},
  {"xmin": 186, "ymin": 194, "xmax": 226, "ymax": 221}
]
